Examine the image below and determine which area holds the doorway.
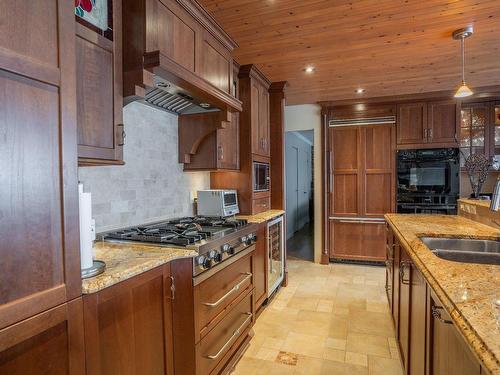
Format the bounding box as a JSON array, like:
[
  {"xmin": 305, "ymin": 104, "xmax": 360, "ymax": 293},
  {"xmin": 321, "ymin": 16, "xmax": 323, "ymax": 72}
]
[{"xmin": 285, "ymin": 130, "xmax": 314, "ymax": 261}]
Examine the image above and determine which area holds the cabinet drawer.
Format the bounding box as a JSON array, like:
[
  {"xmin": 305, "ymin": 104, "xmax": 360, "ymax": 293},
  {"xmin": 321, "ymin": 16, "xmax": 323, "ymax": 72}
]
[
  {"xmin": 194, "ymin": 252, "xmax": 253, "ymax": 337},
  {"xmin": 252, "ymin": 197, "xmax": 270, "ymax": 214},
  {"xmin": 196, "ymin": 290, "xmax": 253, "ymax": 375}
]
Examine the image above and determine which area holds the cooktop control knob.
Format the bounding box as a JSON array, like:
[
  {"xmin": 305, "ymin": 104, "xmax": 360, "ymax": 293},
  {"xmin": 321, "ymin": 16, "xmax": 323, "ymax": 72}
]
[
  {"xmin": 221, "ymin": 244, "xmax": 231, "ymax": 253},
  {"xmin": 241, "ymin": 235, "xmax": 247, "ymax": 244},
  {"xmin": 213, "ymin": 251, "xmax": 222, "ymax": 263},
  {"xmin": 203, "ymin": 258, "xmax": 212, "ymax": 269},
  {"xmin": 196, "ymin": 255, "xmax": 206, "ymax": 267}
]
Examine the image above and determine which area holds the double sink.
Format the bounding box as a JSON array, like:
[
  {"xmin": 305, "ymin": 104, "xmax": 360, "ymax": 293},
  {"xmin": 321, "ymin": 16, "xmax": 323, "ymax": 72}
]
[{"xmin": 420, "ymin": 237, "xmax": 500, "ymax": 266}]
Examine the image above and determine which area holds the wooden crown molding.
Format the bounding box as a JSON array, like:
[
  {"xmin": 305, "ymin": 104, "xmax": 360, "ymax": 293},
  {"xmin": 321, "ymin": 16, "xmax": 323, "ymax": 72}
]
[
  {"xmin": 318, "ymin": 85, "xmax": 500, "ymax": 109},
  {"xmin": 238, "ymin": 64, "xmax": 271, "ymax": 88},
  {"xmin": 176, "ymin": 0, "xmax": 239, "ymax": 51},
  {"xmin": 269, "ymin": 81, "xmax": 288, "ymax": 93}
]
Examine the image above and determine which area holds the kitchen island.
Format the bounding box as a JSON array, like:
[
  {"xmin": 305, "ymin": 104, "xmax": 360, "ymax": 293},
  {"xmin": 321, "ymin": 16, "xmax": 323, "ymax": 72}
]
[{"xmin": 385, "ymin": 214, "xmax": 500, "ymax": 374}]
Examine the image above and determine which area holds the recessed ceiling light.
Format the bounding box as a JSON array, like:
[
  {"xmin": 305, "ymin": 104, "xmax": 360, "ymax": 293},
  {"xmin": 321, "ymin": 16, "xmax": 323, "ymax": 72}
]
[
  {"xmin": 304, "ymin": 66, "xmax": 315, "ymax": 73},
  {"xmin": 355, "ymin": 88, "xmax": 366, "ymax": 94}
]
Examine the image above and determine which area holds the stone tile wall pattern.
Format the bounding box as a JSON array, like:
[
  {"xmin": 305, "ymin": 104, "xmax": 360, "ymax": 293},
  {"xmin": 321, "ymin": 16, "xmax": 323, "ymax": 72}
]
[{"xmin": 78, "ymin": 102, "xmax": 210, "ymax": 232}]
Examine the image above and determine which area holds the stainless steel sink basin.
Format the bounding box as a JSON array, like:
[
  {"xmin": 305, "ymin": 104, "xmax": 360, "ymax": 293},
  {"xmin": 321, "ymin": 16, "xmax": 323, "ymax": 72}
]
[{"xmin": 420, "ymin": 237, "xmax": 500, "ymax": 266}]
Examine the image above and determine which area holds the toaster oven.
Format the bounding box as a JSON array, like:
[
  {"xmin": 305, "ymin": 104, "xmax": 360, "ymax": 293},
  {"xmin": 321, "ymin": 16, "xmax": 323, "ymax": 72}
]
[{"xmin": 197, "ymin": 190, "xmax": 239, "ymax": 217}]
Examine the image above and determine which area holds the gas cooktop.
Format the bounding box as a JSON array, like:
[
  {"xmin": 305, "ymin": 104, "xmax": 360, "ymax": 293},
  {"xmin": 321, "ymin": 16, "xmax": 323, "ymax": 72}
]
[
  {"xmin": 102, "ymin": 216, "xmax": 258, "ymax": 277},
  {"xmin": 103, "ymin": 216, "xmax": 248, "ymax": 247}
]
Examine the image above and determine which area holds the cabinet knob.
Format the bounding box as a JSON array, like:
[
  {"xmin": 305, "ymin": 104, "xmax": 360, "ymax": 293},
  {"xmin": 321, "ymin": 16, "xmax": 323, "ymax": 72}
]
[{"xmin": 431, "ymin": 305, "xmax": 452, "ymax": 324}]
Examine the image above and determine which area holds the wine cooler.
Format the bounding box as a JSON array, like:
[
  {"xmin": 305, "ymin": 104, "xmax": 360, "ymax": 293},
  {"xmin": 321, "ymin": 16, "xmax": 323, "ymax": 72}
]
[{"xmin": 267, "ymin": 215, "xmax": 284, "ymax": 296}]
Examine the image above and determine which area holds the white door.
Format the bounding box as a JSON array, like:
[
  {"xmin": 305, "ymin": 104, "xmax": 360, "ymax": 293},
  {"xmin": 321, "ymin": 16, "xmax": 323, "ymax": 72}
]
[
  {"xmin": 285, "ymin": 145, "xmax": 299, "ymax": 238},
  {"xmin": 297, "ymin": 149, "xmax": 310, "ymax": 229}
]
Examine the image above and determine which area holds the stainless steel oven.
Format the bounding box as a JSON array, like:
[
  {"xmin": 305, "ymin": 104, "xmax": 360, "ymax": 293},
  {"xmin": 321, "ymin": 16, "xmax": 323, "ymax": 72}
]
[{"xmin": 253, "ymin": 162, "xmax": 270, "ymax": 192}]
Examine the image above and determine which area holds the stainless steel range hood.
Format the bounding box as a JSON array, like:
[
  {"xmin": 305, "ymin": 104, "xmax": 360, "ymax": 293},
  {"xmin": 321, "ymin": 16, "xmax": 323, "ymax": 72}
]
[{"xmin": 128, "ymin": 76, "xmax": 221, "ymax": 115}]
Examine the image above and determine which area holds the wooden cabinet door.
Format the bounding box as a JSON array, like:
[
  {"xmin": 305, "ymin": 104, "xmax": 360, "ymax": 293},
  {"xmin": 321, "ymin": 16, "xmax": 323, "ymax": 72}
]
[
  {"xmin": 428, "ymin": 293, "xmax": 481, "ymax": 375},
  {"xmin": 259, "ymin": 88, "xmax": 270, "ymax": 157},
  {"xmin": 198, "ymin": 30, "xmax": 232, "ymax": 94},
  {"xmin": 392, "ymin": 241, "xmax": 401, "ymax": 337},
  {"xmin": 250, "ymin": 81, "xmax": 261, "ymax": 155},
  {"xmin": 217, "ymin": 112, "xmax": 239, "ymax": 170},
  {"xmin": 409, "ymin": 262, "xmax": 427, "ymax": 375},
  {"xmin": 329, "ymin": 126, "xmax": 360, "ymax": 217},
  {"xmin": 0, "ymin": 298, "xmax": 85, "ymax": 375},
  {"xmin": 397, "ymin": 244, "xmax": 428, "ymax": 375},
  {"xmin": 398, "ymin": 247, "xmax": 411, "ymax": 371},
  {"xmin": 397, "ymin": 103, "xmax": 428, "ymax": 146},
  {"xmin": 385, "ymin": 226, "xmax": 394, "ymax": 312},
  {"xmin": 0, "ymin": 0, "xmax": 81, "ymax": 330},
  {"xmin": 330, "ymin": 220, "xmax": 385, "ymax": 261},
  {"xmin": 156, "ymin": 0, "xmax": 197, "ymax": 73},
  {"xmin": 76, "ymin": 0, "xmax": 124, "ymax": 165},
  {"xmin": 254, "ymin": 223, "xmax": 268, "ymax": 311},
  {"xmin": 83, "ymin": 265, "xmax": 174, "ymax": 375},
  {"xmin": 427, "ymin": 100, "xmax": 459, "ymax": 145},
  {"xmin": 362, "ymin": 124, "xmax": 394, "ymax": 217}
]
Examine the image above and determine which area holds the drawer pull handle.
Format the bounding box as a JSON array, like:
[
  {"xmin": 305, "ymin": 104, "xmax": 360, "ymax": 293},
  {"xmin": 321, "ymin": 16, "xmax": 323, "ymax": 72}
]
[
  {"xmin": 202, "ymin": 273, "xmax": 252, "ymax": 307},
  {"xmin": 206, "ymin": 312, "xmax": 252, "ymax": 360},
  {"xmin": 399, "ymin": 261, "xmax": 411, "ymax": 285},
  {"xmin": 432, "ymin": 306, "xmax": 453, "ymax": 325}
]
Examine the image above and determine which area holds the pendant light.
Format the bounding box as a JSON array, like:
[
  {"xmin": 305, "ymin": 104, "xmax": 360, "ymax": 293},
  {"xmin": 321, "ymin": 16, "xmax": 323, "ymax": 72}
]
[{"xmin": 453, "ymin": 26, "xmax": 474, "ymax": 98}]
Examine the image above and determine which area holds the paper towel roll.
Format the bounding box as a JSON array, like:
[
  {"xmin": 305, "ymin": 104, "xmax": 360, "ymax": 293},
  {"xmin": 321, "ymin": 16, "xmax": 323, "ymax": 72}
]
[{"xmin": 79, "ymin": 184, "xmax": 94, "ymax": 270}]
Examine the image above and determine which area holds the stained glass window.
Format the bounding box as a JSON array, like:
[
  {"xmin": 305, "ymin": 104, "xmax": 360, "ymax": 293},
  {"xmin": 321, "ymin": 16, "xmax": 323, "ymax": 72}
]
[{"xmin": 75, "ymin": 0, "xmax": 108, "ymax": 31}]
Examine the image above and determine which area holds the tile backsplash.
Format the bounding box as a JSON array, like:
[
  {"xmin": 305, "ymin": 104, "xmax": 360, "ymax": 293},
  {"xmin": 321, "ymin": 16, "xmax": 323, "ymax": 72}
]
[{"xmin": 78, "ymin": 102, "xmax": 210, "ymax": 233}]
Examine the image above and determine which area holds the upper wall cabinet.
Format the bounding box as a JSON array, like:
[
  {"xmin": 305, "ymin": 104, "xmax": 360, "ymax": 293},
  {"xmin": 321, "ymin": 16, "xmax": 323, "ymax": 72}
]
[
  {"xmin": 0, "ymin": 0, "xmax": 81, "ymax": 329},
  {"xmin": 122, "ymin": 0, "xmax": 242, "ymax": 113},
  {"xmin": 397, "ymin": 100, "xmax": 459, "ymax": 149},
  {"xmin": 459, "ymin": 100, "xmax": 500, "ymax": 167},
  {"xmin": 76, "ymin": 0, "xmax": 124, "ymax": 166},
  {"xmin": 239, "ymin": 64, "xmax": 271, "ymax": 158}
]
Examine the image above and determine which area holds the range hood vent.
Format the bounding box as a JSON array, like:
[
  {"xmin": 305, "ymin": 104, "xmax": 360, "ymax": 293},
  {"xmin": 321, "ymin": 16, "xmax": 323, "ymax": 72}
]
[
  {"xmin": 329, "ymin": 116, "xmax": 396, "ymax": 127},
  {"xmin": 141, "ymin": 76, "xmax": 221, "ymax": 115}
]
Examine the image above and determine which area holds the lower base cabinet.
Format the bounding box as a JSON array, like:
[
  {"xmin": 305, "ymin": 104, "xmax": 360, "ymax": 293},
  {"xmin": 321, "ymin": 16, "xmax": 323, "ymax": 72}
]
[
  {"xmin": 254, "ymin": 222, "xmax": 268, "ymax": 311},
  {"xmin": 428, "ymin": 292, "xmax": 481, "ymax": 375},
  {"xmin": 83, "ymin": 264, "xmax": 174, "ymax": 375},
  {"xmin": 386, "ymin": 225, "xmax": 484, "ymax": 375},
  {"xmin": 171, "ymin": 249, "xmax": 256, "ymax": 375},
  {"xmin": 0, "ymin": 298, "xmax": 85, "ymax": 375},
  {"xmin": 330, "ymin": 219, "xmax": 386, "ymax": 261}
]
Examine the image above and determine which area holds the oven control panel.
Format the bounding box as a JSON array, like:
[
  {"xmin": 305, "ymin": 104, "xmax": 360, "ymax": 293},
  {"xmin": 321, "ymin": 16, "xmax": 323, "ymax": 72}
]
[{"xmin": 193, "ymin": 231, "xmax": 257, "ymax": 276}]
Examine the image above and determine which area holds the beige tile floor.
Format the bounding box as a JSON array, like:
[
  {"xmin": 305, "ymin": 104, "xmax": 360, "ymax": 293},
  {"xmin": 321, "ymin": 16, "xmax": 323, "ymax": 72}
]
[{"xmin": 232, "ymin": 259, "xmax": 404, "ymax": 375}]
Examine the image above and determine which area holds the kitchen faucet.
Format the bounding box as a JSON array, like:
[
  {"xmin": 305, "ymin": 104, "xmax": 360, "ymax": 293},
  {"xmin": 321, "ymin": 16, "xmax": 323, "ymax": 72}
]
[{"xmin": 490, "ymin": 177, "xmax": 500, "ymax": 211}]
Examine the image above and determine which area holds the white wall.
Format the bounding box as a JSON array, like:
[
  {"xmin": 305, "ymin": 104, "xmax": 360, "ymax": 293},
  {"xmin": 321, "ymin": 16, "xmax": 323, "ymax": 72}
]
[
  {"xmin": 79, "ymin": 102, "xmax": 210, "ymax": 233},
  {"xmin": 284, "ymin": 104, "xmax": 323, "ymax": 263}
]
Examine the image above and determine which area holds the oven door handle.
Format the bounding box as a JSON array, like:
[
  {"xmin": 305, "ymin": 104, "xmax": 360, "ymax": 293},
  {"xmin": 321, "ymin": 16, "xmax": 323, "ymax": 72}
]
[
  {"xmin": 202, "ymin": 273, "xmax": 252, "ymax": 307},
  {"xmin": 206, "ymin": 312, "xmax": 252, "ymax": 359}
]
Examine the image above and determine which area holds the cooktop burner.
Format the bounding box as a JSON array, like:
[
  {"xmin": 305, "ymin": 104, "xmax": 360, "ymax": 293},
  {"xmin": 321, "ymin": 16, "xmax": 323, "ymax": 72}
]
[{"xmin": 103, "ymin": 216, "xmax": 248, "ymax": 247}]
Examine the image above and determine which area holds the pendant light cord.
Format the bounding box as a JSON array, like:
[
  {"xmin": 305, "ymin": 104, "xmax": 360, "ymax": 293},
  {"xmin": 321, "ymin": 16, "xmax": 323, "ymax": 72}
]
[{"xmin": 461, "ymin": 36, "xmax": 466, "ymax": 84}]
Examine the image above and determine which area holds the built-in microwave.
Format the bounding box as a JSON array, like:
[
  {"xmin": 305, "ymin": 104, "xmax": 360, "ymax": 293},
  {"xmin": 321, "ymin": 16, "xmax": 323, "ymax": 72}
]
[
  {"xmin": 197, "ymin": 190, "xmax": 239, "ymax": 217},
  {"xmin": 253, "ymin": 162, "xmax": 270, "ymax": 192}
]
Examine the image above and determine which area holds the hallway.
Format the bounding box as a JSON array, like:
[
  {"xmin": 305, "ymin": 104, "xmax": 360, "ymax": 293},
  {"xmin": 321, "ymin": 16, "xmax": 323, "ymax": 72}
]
[
  {"xmin": 287, "ymin": 223, "xmax": 314, "ymax": 261},
  {"xmin": 232, "ymin": 260, "xmax": 403, "ymax": 375}
]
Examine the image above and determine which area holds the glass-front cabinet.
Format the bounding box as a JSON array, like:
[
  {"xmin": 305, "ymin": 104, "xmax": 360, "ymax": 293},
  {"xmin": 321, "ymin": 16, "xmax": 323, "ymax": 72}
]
[{"xmin": 460, "ymin": 101, "xmax": 499, "ymax": 167}]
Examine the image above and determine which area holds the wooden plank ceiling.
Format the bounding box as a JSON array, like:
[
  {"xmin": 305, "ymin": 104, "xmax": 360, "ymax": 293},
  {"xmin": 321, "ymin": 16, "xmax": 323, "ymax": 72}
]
[{"xmin": 198, "ymin": 0, "xmax": 500, "ymax": 105}]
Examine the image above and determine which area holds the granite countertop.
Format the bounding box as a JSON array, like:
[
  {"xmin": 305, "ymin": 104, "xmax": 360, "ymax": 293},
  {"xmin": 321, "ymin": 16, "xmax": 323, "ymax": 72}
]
[
  {"xmin": 237, "ymin": 209, "xmax": 285, "ymax": 224},
  {"xmin": 385, "ymin": 214, "xmax": 500, "ymax": 374},
  {"xmin": 82, "ymin": 241, "xmax": 197, "ymax": 294},
  {"xmin": 459, "ymin": 198, "xmax": 491, "ymax": 208}
]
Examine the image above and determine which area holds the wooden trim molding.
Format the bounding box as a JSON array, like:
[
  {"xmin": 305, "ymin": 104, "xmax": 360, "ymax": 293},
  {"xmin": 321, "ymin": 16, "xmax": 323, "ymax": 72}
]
[
  {"xmin": 318, "ymin": 85, "xmax": 500, "ymax": 108},
  {"xmin": 321, "ymin": 109, "xmax": 329, "ymax": 265},
  {"xmin": 176, "ymin": 0, "xmax": 238, "ymax": 51},
  {"xmin": 238, "ymin": 64, "xmax": 271, "ymax": 89}
]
